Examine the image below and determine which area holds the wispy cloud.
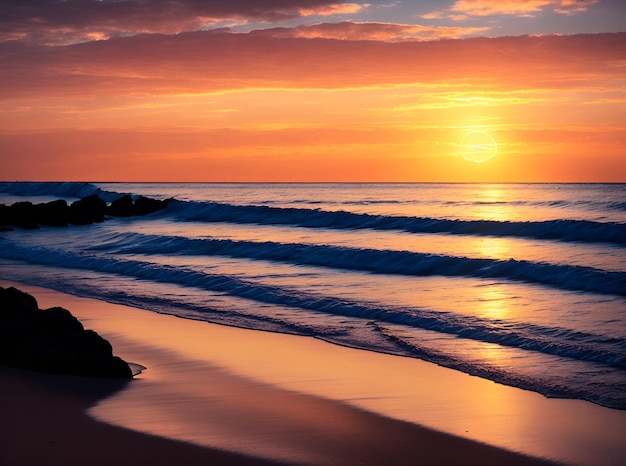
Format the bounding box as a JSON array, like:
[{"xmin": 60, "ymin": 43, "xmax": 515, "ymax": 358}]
[
  {"xmin": 259, "ymin": 21, "xmax": 489, "ymax": 41},
  {"xmin": 1, "ymin": 31, "xmax": 622, "ymax": 100},
  {"xmin": 0, "ymin": 0, "xmax": 369, "ymax": 45},
  {"xmin": 423, "ymin": 0, "xmax": 599, "ymax": 19},
  {"xmin": 299, "ymin": 3, "xmax": 369, "ymax": 16}
]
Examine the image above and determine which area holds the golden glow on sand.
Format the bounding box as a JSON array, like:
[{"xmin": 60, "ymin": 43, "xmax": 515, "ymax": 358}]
[{"xmin": 460, "ymin": 131, "xmax": 498, "ymax": 163}]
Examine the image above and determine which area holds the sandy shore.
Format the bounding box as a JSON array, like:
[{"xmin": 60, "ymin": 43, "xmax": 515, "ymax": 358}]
[
  {"xmin": 2, "ymin": 281, "xmax": 625, "ymax": 465},
  {"xmin": 0, "ymin": 366, "xmax": 285, "ymax": 466}
]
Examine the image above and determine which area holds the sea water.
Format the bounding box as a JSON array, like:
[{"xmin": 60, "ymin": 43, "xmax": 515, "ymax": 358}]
[{"xmin": 1, "ymin": 182, "xmax": 624, "ymax": 409}]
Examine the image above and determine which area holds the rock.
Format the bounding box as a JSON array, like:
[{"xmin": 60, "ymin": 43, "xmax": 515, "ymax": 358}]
[
  {"xmin": 35, "ymin": 199, "xmax": 70, "ymax": 227},
  {"xmin": 0, "ymin": 204, "xmax": 9, "ymax": 226},
  {"xmin": 69, "ymin": 195, "xmax": 107, "ymax": 225},
  {"xmin": 0, "ymin": 286, "xmax": 133, "ymax": 378},
  {"xmin": 37, "ymin": 330, "xmax": 130, "ymax": 377},
  {"xmin": 0, "ymin": 194, "xmax": 169, "ymax": 230},
  {"xmin": 108, "ymin": 194, "xmax": 134, "ymax": 217},
  {"xmin": 37, "ymin": 306, "xmax": 84, "ymax": 335},
  {"xmin": 0, "ymin": 286, "xmax": 39, "ymax": 313},
  {"xmin": 133, "ymin": 196, "xmax": 169, "ymax": 215},
  {"xmin": 4, "ymin": 201, "xmax": 39, "ymax": 229}
]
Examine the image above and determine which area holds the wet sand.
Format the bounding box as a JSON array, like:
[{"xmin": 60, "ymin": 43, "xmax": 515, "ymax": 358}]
[{"xmin": 2, "ymin": 281, "xmax": 625, "ymax": 465}]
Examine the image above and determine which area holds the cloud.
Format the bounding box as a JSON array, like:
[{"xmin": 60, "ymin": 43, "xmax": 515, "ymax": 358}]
[
  {"xmin": 552, "ymin": 0, "xmax": 600, "ymax": 14},
  {"xmin": 424, "ymin": 0, "xmax": 599, "ymax": 19},
  {"xmin": 0, "ymin": 30, "xmax": 623, "ymax": 101},
  {"xmin": 0, "ymin": 0, "xmax": 368, "ymax": 45},
  {"xmin": 299, "ymin": 3, "xmax": 369, "ymax": 16},
  {"xmin": 258, "ymin": 21, "xmax": 489, "ymax": 41}
]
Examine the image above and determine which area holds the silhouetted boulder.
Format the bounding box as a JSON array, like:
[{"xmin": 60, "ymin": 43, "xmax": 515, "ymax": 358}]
[
  {"xmin": 37, "ymin": 330, "xmax": 131, "ymax": 377},
  {"xmin": 0, "ymin": 286, "xmax": 133, "ymax": 378},
  {"xmin": 0, "ymin": 286, "xmax": 39, "ymax": 314},
  {"xmin": 0, "ymin": 194, "xmax": 169, "ymax": 230},
  {"xmin": 0, "ymin": 204, "xmax": 9, "ymax": 226},
  {"xmin": 108, "ymin": 194, "xmax": 134, "ymax": 217},
  {"xmin": 133, "ymin": 196, "xmax": 168, "ymax": 215},
  {"xmin": 35, "ymin": 199, "xmax": 70, "ymax": 227},
  {"xmin": 4, "ymin": 201, "xmax": 39, "ymax": 229},
  {"xmin": 37, "ymin": 306, "xmax": 84, "ymax": 335},
  {"xmin": 69, "ymin": 195, "xmax": 107, "ymax": 225}
]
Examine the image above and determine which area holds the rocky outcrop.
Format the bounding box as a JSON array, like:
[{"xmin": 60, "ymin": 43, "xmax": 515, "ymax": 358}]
[
  {"xmin": 107, "ymin": 194, "xmax": 168, "ymax": 217},
  {"xmin": 0, "ymin": 201, "xmax": 41, "ymax": 229},
  {"xmin": 133, "ymin": 196, "xmax": 169, "ymax": 216},
  {"xmin": 108, "ymin": 194, "xmax": 134, "ymax": 217},
  {"xmin": 0, "ymin": 194, "xmax": 169, "ymax": 230},
  {"xmin": 0, "ymin": 286, "xmax": 133, "ymax": 378},
  {"xmin": 37, "ymin": 199, "xmax": 71, "ymax": 227},
  {"xmin": 69, "ymin": 194, "xmax": 108, "ymax": 225}
]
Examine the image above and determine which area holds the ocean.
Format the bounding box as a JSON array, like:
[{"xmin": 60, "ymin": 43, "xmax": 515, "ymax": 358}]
[{"xmin": 1, "ymin": 182, "xmax": 625, "ymax": 410}]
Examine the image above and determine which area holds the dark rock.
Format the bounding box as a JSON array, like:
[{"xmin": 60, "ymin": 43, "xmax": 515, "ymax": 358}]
[
  {"xmin": 0, "ymin": 204, "xmax": 9, "ymax": 225},
  {"xmin": 0, "ymin": 286, "xmax": 39, "ymax": 314},
  {"xmin": 38, "ymin": 306, "xmax": 84, "ymax": 335},
  {"xmin": 6, "ymin": 201, "xmax": 39, "ymax": 229},
  {"xmin": 1, "ymin": 194, "xmax": 169, "ymax": 230},
  {"xmin": 36, "ymin": 329, "xmax": 126, "ymax": 377},
  {"xmin": 69, "ymin": 195, "xmax": 107, "ymax": 225},
  {"xmin": 0, "ymin": 286, "xmax": 133, "ymax": 378},
  {"xmin": 108, "ymin": 194, "xmax": 134, "ymax": 217},
  {"xmin": 35, "ymin": 199, "xmax": 70, "ymax": 227},
  {"xmin": 133, "ymin": 196, "xmax": 168, "ymax": 215}
]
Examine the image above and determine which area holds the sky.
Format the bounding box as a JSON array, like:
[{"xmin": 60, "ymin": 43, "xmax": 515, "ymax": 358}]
[{"xmin": 0, "ymin": 0, "xmax": 625, "ymax": 182}]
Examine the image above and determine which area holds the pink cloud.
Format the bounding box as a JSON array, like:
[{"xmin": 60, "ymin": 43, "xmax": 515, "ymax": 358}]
[
  {"xmin": 260, "ymin": 21, "xmax": 489, "ymax": 41},
  {"xmin": 553, "ymin": 0, "xmax": 600, "ymax": 14},
  {"xmin": 0, "ymin": 31, "xmax": 623, "ymax": 100},
  {"xmin": 0, "ymin": 0, "xmax": 364, "ymax": 45},
  {"xmin": 299, "ymin": 3, "xmax": 369, "ymax": 16},
  {"xmin": 426, "ymin": 0, "xmax": 599, "ymax": 18}
]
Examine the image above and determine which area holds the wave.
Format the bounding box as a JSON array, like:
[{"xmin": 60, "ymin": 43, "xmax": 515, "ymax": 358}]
[
  {"xmin": 1, "ymin": 241, "xmax": 624, "ymax": 372},
  {"xmin": 95, "ymin": 231, "xmax": 626, "ymax": 296},
  {"xmin": 368, "ymin": 323, "xmax": 625, "ymax": 409},
  {"xmin": 0, "ymin": 181, "xmax": 124, "ymax": 203},
  {"xmin": 1, "ymin": 182, "xmax": 623, "ymax": 245},
  {"xmin": 262, "ymin": 195, "xmax": 626, "ymax": 212},
  {"xmin": 5, "ymin": 258, "xmax": 625, "ymax": 409},
  {"xmin": 171, "ymin": 200, "xmax": 626, "ymax": 245}
]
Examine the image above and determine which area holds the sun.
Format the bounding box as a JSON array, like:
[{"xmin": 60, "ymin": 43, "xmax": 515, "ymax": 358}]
[{"xmin": 460, "ymin": 131, "xmax": 498, "ymax": 163}]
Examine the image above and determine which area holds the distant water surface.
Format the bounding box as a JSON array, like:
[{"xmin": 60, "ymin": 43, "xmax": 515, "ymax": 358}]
[{"xmin": 1, "ymin": 182, "xmax": 624, "ymax": 409}]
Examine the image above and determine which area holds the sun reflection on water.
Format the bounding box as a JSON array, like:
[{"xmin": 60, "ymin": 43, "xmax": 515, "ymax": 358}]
[
  {"xmin": 469, "ymin": 186, "xmax": 512, "ymax": 222},
  {"xmin": 477, "ymin": 237, "xmax": 513, "ymax": 260},
  {"xmin": 475, "ymin": 286, "xmax": 510, "ymax": 320}
]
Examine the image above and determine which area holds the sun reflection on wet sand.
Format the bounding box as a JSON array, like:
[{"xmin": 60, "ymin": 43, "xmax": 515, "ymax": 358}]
[{"xmin": 9, "ymin": 282, "xmax": 626, "ymax": 466}]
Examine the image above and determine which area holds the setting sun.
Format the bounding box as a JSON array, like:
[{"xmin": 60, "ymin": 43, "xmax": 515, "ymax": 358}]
[
  {"xmin": 460, "ymin": 131, "xmax": 498, "ymax": 163},
  {"xmin": 1, "ymin": 2, "xmax": 625, "ymax": 465},
  {"xmin": 0, "ymin": 0, "xmax": 624, "ymax": 182}
]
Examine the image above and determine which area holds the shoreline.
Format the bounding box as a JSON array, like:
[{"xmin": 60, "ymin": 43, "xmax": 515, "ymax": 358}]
[
  {"xmin": 2, "ymin": 280, "xmax": 625, "ymax": 465},
  {"xmin": 0, "ymin": 366, "xmax": 284, "ymax": 466}
]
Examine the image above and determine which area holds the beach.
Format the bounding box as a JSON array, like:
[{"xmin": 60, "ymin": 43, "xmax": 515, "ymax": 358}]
[
  {"xmin": 2, "ymin": 0, "xmax": 625, "ymax": 459},
  {"xmin": 2, "ymin": 280, "xmax": 625, "ymax": 466}
]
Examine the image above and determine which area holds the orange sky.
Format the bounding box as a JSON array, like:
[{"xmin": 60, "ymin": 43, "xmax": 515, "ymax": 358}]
[{"xmin": 0, "ymin": 0, "xmax": 624, "ymax": 181}]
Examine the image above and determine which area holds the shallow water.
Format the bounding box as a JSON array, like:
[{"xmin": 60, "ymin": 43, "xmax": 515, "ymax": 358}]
[{"xmin": 1, "ymin": 182, "xmax": 625, "ymax": 409}]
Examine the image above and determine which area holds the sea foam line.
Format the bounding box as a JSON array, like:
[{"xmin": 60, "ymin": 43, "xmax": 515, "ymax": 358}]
[
  {"xmin": 95, "ymin": 232, "xmax": 626, "ymax": 296},
  {"xmin": 1, "ymin": 182, "xmax": 623, "ymax": 245},
  {"xmin": 1, "ymin": 241, "xmax": 624, "ymax": 369},
  {"xmin": 0, "ymin": 181, "xmax": 123, "ymax": 203},
  {"xmin": 172, "ymin": 200, "xmax": 626, "ymax": 245}
]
